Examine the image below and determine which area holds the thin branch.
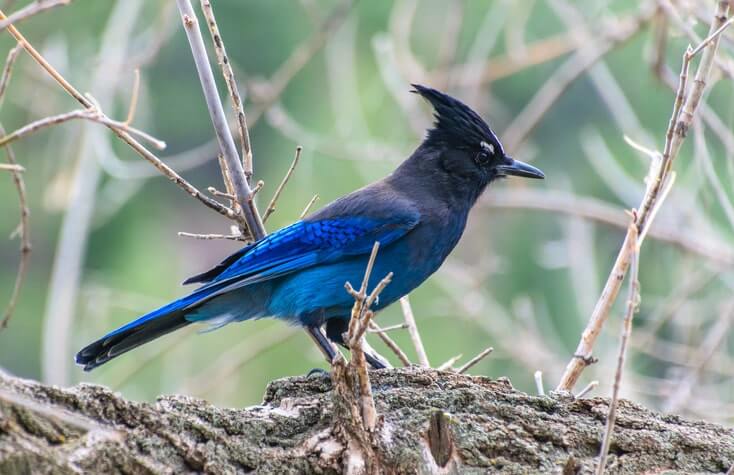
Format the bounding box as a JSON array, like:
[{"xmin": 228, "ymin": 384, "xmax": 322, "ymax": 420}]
[
  {"xmin": 368, "ymin": 323, "xmax": 408, "ymax": 333},
  {"xmin": 300, "ymin": 194, "xmax": 319, "ymax": 219},
  {"xmin": 557, "ymin": 0, "xmax": 731, "ymax": 391},
  {"xmin": 437, "ymin": 354, "xmax": 463, "ymax": 371},
  {"xmin": 0, "ymin": 0, "xmax": 70, "ymax": 33},
  {"xmin": 177, "ymin": 231, "xmax": 246, "ymax": 241},
  {"xmin": 0, "ymin": 44, "xmax": 21, "ymax": 105},
  {"xmin": 342, "ymin": 242, "xmax": 393, "ymax": 432},
  {"xmin": 199, "ymin": 0, "xmax": 253, "ymax": 180},
  {"xmin": 0, "ymin": 13, "xmax": 239, "ymax": 222},
  {"xmin": 597, "ymin": 221, "xmax": 640, "ymax": 475},
  {"xmin": 368, "ymin": 322, "xmax": 412, "ymax": 366},
  {"xmin": 456, "ymin": 347, "xmax": 493, "ymax": 375},
  {"xmin": 0, "ymin": 108, "xmax": 166, "ymax": 150},
  {"xmin": 124, "ymin": 68, "xmax": 140, "ymax": 126},
  {"xmin": 0, "ymin": 163, "xmax": 23, "ymax": 172},
  {"xmin": 575, "ymin": 380, "xmax": 599, "ymax": 399},
  {"xmin": 399, "ymin": 296, "xmax": 429, "ymax": 367},
  {"xmin": 263, "ymin": 146, "xmax": 302, "ymax": 223},
  {"xmin": 534, "ymin": 370, "xmax": 545, "ymax": 396},
  {"xmin": 175, "ymin": 0, "xmax": 265, "ymax": 239},
  {"xmin": 0, "ymin": 124, "xmax": 30, "ymax": 330}
]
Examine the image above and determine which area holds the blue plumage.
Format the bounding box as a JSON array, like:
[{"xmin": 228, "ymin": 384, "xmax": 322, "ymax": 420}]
[{"xmin": 75, "ymin": 85, "xmax": 544, "ymax": 371}]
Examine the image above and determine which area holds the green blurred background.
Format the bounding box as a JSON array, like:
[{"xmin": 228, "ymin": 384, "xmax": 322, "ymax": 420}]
[{"xmin": 0, "ymin": 0, "xmax": 731, "ymax": 422}]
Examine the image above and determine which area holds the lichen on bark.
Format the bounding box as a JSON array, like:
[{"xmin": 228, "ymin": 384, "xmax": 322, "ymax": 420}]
[{"xmin": 1, "ymin": 367, "xmax": 733, "ymax": 474}]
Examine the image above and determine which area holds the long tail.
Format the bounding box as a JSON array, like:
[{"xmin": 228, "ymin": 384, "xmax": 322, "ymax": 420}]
[{"xmin": 75, "ymin": 286, "xmax": 222, "ymax": 372}]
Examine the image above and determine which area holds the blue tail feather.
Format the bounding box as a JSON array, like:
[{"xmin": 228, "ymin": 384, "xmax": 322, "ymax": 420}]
[{"xmin": 75, "ymin": 284, "xmax": 224, "ymax": 371}]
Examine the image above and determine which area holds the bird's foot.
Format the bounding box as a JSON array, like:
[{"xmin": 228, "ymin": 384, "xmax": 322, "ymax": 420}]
[{"xmin": 306, "ymin": 367, "xmax": 331, "ymax": 379}]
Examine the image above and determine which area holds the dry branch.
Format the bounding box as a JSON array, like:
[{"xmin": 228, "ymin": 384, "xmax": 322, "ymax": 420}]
[
  {"xmin": 597, "ymin": 221, "xmax": 640, "ymax": 474},
  {"xmin": 457, "ymin": 347, "xmax": 493, "ymax": 375},
  {"xmin": 175, "ymin": 0, "xmax": 264, "ymax": 239},
  {"xmin": 369, "ymin": 322, "xmax": 412, "ymax": 366},
  {"xmin": 263, "ymin": 146, "xmax": 302, "ymax": 223},
  {"xmin": 199, "ymin": 0, "xmax": 253, "ymax": 180},
  {"xmin": 398, "ymin": 296, "xmax": 429, "ymax": 367},
  {"xmin": 556, "ymin": 0, "xmax": 732, "ymax": 391},
  {"xmin": 0, "ymin": 125, "xmax": 30, "ymax": 331},
  {"xmin": 0, "ymin": 0, "xmax": 70, "ymax": 33},
  {"xmin": 0, "ymin": 108, "xmax": 166, "ymax": 150},
  {"xmin": 0, "ymin": 11, "xmax": 239, "ymax": 221}
]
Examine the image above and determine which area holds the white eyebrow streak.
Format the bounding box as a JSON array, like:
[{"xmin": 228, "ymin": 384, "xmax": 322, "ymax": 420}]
[{"xmin": 481, "ymin": 141, "xmax": 495, "ymax": 154}]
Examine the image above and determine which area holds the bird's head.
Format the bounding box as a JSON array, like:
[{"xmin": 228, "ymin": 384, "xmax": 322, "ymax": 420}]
[{"xmin": 411, "ymin": 84, "xmax": 544, "ymax": 186}]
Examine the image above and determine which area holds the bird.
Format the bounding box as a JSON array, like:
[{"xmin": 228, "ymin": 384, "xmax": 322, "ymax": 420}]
[{"xmin": 75, "ymin": 84, "xmax": 544, "ymax": 372}]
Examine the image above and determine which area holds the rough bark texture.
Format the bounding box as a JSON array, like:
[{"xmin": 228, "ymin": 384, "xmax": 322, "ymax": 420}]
[{"xmin": 1, "ymin": 367, "xmax": 732, "ymax": 474}]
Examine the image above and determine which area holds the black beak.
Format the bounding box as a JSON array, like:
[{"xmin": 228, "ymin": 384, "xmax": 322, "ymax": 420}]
[{"xmin": 496, "ymin": 156, "xmax": 544, "ymax": 179}]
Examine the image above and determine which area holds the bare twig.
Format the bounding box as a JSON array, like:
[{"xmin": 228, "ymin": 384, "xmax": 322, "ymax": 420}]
[
  {"xmin": 575, "ymin": 381, "xmax": 599, "ymax": 399},
  {"xmin": 368, "ymin": 323, "xmax": 408, "ymax": 333},
  {"xmin": 0, "ymin": 108, "xmax": 166, "ymax": 150},
  {"xmin": 456, "ymin": 347, "xmax": 493, "ymax": 375},
  {"xmin": 0, "ymin": 0, "xmax": 70, "ymax": 32},
  {"xmin": 177, "ymin": 231, "xmax": 246, "ymax": 241},
  {"xmin": 0, "ymin": 44, "xmax": 21, "ymax": 105},
  {"xmin": 0, "ymin": 11, "xmax": 238, "ymax": 221},
  {"xmin": 534, "ymin": 370, "xmax": 545, "ymax": 396},
  {"xmin": 123, "ymin": 68, "xmax": 140, "ymax": 126},
  {"xmin": 199, "ymin": 0, "xmax": 253, "ymax": 180},
  {"xmin": 557, "ymin": 0, "xmax": 731, "ymax": 391},
  {"xmin": 399, "ymin": 296, "xmax": 429, "ymax": 367},
  {"xmin": 597, "ymin": 221, "xmax": 640, "ymax": 475},
  {"xmin": 300, "ymin": 194, "xmax": 319, "ymax": 219},
  {"xmin": 263, "ymin": 146, "xmax": 302, "ymax": 223},
  {"xmin": 342, "ymin": 242, "xmax": 393, "ymax": 432},
  {"xmin": 437, "ymin": 354, "xmax": 463, "ymax": 371},
  {"xmin": 0, "ymin": 163, "xmax": 23, "ymax": 172},
  {"xmin": 0, "ymin": 124, "xmax": 30, "ymax": 330},
  {"xmin": 368, "ymin": 322, "xmax": 412, "ymax": 366},
  {"xmin": 175, "ymin": 0, "xmax": 265, "ymax": 239}
]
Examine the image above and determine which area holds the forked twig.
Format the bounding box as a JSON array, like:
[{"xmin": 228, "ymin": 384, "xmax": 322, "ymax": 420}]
[
  {"xmin": 340, "ymin": 242, "xmax": 393, "ymax": 432},
  {"xmin": 0, "ymin": 10, "xmax": 239, "ymax": 221}
]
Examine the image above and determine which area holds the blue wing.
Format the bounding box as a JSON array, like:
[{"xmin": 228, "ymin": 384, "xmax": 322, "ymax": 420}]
[{"xmin": 189, "ymin": 212, "xmax": 420, "ymax": 300}]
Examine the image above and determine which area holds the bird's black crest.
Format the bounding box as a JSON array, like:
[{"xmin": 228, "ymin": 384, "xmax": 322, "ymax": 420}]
[{"xmin": 411, "ymin": 84, "xmax": 503, "ymax": 153}]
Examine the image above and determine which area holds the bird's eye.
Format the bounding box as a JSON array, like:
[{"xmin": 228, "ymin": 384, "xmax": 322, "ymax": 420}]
[
  {"xmin": 475, "ymin": 141, "xmax": 494, "ymax": 165},
  {"xmin": 480, "ymin": 141, "xmax": 495, "ymax": 155}
]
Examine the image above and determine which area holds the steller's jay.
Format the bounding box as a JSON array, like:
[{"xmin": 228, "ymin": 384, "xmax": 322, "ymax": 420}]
[{"xmin": 76, "ymin": 85, "xmax": 544, "ymax": 372}]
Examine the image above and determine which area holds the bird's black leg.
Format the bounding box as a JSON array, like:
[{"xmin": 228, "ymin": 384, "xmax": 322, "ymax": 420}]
[
  {"xmin": 325, "ymin": 318, "xmax": 392, "ymax": 370},
  {"xmin": 306, "ymin": 326, "xmax": 337, "ymax": 365}
]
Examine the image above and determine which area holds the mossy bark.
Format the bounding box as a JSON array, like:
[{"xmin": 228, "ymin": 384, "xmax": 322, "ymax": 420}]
[{"xmin": 1, "ymin": 367, "xmax": 732, "ymax": 474}]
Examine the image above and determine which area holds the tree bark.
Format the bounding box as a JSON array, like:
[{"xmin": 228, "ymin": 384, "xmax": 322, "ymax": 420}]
[{"xmin": 1, "ymin": 367, "xmax": 732, "ymax": 474}]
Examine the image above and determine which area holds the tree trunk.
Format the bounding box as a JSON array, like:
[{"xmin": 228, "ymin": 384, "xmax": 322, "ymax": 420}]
[{"xmin": 1, "ymin": 367, "xmax": 732, "ymax": 474}]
